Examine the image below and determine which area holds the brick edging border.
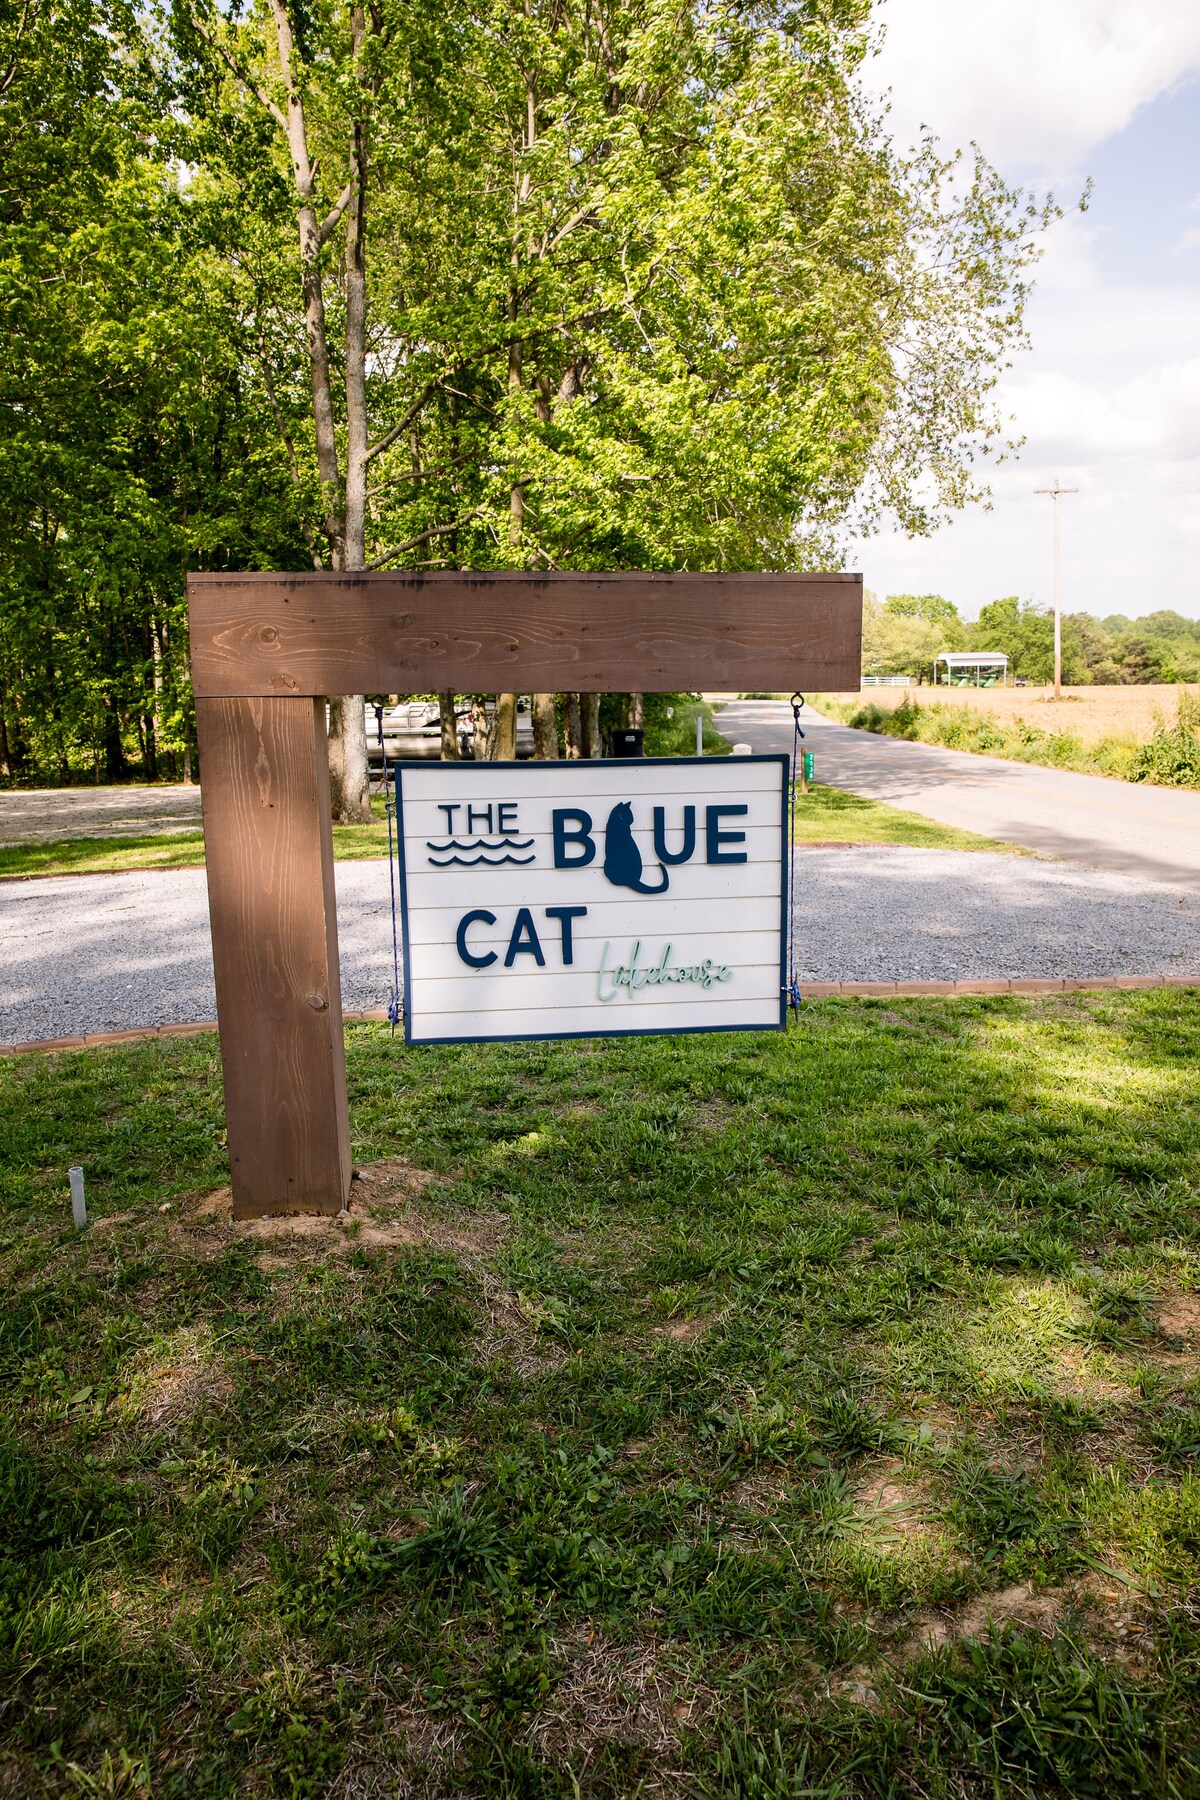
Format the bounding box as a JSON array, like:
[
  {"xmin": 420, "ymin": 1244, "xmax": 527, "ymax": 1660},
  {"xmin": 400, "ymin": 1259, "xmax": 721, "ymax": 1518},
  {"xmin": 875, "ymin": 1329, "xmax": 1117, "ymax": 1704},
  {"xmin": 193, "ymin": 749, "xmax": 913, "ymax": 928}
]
[{"xmin": 2, "ymin": 979, "xmax": 1196, "ymax": 1057}]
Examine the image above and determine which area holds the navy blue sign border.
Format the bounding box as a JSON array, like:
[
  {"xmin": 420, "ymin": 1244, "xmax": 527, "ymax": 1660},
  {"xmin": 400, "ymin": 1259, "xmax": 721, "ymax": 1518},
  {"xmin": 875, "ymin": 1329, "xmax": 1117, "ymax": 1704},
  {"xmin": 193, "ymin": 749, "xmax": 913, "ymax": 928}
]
[{"xmin": 392, "ymin": 754, "xmax": 791, "ymax": 1048}]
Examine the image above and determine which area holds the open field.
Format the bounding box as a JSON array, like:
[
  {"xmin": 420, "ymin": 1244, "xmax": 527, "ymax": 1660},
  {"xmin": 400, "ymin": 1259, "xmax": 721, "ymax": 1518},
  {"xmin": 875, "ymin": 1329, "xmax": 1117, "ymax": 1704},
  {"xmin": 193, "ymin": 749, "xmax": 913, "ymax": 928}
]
[
  {"xmin": 3, "ymin": 995, "xmax": 1200, "ymax": 1797},
  {"xmin": 810, "ymin": 687, "xmax": 1200, "ymax": 790},
  {"xmin": 816, "ymin": 686, "xmax": 1185, "ymax": 748}
]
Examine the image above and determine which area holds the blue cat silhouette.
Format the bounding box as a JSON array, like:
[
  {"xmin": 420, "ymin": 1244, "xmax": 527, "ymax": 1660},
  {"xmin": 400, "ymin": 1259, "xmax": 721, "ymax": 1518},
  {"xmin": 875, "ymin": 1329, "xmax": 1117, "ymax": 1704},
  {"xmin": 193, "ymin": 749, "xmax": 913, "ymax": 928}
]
[{"xmin": 603, "ymin": 801, "xmax": 668, "ymax": 894}]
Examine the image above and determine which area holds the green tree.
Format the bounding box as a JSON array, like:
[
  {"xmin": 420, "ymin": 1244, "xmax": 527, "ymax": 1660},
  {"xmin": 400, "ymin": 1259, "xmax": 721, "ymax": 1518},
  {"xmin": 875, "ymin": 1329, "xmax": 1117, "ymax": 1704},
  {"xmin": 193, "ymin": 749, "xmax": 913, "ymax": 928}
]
[
  {"xmin": 884, "ymin": 593, "xmax": 962, "ymax": 625},
  {"xmin": 173, "ymin": 0, "xmax": 1048, "ymax": 806},
  {"xmin": 0, "ymin": 0, "xmax": 308, "ymax": 783},
  {"xmin": 861, "ymin": 591, "xmax": 963, "ymax": 678},
  {"xmin": 1115, "ymin": 634, "xmax": 1169, "ymax": 684},
  {"xmin": 971, "ymin": 596, "xmax": 1086, "ymax": 685},
  {"xmin": 1064, "ymin": 611, "xmax": 1119, "ymax": 684}
]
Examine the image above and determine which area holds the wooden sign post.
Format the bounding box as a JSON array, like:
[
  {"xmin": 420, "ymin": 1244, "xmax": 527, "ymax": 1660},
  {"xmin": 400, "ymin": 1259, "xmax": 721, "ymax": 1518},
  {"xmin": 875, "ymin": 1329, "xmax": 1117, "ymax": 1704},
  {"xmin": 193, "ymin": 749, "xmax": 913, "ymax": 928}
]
[{"xmin": 188, "ymin": 571, "xmax": 861, "ymax": 1218}]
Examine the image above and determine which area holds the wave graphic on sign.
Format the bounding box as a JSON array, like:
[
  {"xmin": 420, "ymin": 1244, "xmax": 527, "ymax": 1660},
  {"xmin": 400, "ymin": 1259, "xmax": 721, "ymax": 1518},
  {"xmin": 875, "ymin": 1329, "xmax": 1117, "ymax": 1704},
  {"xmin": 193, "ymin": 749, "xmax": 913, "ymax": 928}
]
[{"xmin": 425, "ymin": 834, "xmax": 536, "ymax": 868}]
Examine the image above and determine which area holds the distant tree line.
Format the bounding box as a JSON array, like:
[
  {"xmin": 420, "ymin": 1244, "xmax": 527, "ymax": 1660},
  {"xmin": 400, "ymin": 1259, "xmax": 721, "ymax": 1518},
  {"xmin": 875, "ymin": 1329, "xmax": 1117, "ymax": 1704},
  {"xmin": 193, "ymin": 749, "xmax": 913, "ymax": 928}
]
[{"xmin": 862, "ymin": 594, "xmax": 1200, "ymax": 686}]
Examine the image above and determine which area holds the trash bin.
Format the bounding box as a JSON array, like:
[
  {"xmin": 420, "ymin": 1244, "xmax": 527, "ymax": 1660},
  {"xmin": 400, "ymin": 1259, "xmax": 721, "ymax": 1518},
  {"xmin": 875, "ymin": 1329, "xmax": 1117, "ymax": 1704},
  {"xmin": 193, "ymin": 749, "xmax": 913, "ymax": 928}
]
[{"xmin": 610, "ymin": 728, "xmax": 645, "ymax": 758}]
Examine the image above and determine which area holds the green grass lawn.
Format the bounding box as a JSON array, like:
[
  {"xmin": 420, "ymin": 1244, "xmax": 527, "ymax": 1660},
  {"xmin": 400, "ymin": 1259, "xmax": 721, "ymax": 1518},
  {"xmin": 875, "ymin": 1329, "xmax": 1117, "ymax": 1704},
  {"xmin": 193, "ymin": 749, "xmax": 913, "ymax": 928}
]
[
  {"xmin": 0, "ymin": 811, "xmax": 396, "ymax": 880},
  {"xmin": 789, "ymin": 784, "xmax": 1022, "ymax": 852},
  {"xmin": 0, "ymin": 785, "xmax": 1016, "ymax": 880},
  {"xmin": 3, "ymin": 993, "xmax": 1199, "ymax": 1796}
]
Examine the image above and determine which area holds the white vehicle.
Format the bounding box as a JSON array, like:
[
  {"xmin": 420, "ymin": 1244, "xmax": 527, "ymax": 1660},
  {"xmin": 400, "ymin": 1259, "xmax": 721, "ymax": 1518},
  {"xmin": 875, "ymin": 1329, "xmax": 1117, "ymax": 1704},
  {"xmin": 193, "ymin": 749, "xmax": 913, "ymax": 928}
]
[{"xmin": 365, "ymin": 698, "xmax": 534, "ymax": 766}]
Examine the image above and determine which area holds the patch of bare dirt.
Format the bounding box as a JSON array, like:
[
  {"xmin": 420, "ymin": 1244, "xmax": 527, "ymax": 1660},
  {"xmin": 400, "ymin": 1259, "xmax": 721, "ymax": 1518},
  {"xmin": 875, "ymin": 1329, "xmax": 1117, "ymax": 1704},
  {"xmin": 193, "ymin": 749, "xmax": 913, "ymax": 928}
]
[
  {"xmin": 692, "ymin": 1097, "xmax": 738, "ymax": 1131},
  {"xmin": 1157, "ymin": 1294, "xmax": 1200, "ymax": 1343},
  {"xmin": 473, "ymin": 1281, "xmax": 571, "ymax": 1376},
  {"xmin": 856, "ymin": 1471, "xmax": 926, "ymax": 1526},
  {"xmin": 729, "ymin": 1468, "xmax": 792, "ymax": 1516},
  {"xmin": 527, "ymin": 1627, "xmax": 698, "ymax": 1769},
  {"xmin": 173, "ymin": 1163, "xmax": 505, "ymax": 1271},
  {"xmin": 346, "ymin": 1630, "xmax": 698, "ymax": 1799},
  {"xmin": 902, "ymin": 1403, "xmax": 962, "ymax": 1446},
  {"xmin": 830, "ymin": 1668, "xmax": 885, "ymax": 1710},
  {"xmin": 121, "ymin": 1323, "xmax": 233, "ymax": 1428},
  {"xmin": 1076, "ymin": 1414, "xmax": 1151, "ymax": 1477},
  {"xmin": 908, "ymin": 1582, "xmax": 1065, "ymax": 1656},
  {"xmin": 837, "ymin": 1577, "xmax": 1161, "ymax": 1707},
  {"xmin": 352, "ymin": 1156, "xmax": 442, "ymax": 1200},
  {"xmin": 358, "ymin": 1699, "xmax": 468, "ymax": 1793},
  {"xmin": 851, "ymin": 1460, "xmax": 945, "ymax": 1555},
  {"xmin": 193, "ymin": 1187, "xmax": 232, "ymax": 1219},
  {"xmin": 654, "ymin": 1313, "xmax": 716, "ymax": 1344}
]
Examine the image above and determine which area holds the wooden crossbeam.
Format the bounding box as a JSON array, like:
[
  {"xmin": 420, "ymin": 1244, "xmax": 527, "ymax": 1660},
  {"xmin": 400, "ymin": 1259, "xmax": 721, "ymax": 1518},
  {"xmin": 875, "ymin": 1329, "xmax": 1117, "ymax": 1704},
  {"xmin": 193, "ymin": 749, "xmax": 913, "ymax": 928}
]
[{"xmin": 188, "ymin": 571, "xmax": 863, "ymax": 698}]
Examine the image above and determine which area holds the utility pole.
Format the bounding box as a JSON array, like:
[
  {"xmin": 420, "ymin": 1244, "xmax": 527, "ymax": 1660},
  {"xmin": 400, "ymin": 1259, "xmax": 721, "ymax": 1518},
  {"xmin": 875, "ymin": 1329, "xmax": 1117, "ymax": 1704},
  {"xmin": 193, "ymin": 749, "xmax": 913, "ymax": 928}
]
[{"xmin": 1034, "ymin": 478, "xmax": 1078, "ymax": 699}]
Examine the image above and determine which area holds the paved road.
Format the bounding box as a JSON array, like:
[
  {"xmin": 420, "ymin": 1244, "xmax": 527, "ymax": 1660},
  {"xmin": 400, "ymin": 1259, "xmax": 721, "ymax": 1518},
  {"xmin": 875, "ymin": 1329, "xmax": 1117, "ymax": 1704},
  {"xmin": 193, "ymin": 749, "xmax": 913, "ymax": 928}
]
[
  {"xmin": 4, "ymin": 852, "xmax": 1198, "ymax": 1045},
  {"xmin": 0, "ymin": 784, "xmax": 203, "ymax": 844},
  {"xmin": 716, "ymin": 699, "xmax": 1200, "ymax": 891}
]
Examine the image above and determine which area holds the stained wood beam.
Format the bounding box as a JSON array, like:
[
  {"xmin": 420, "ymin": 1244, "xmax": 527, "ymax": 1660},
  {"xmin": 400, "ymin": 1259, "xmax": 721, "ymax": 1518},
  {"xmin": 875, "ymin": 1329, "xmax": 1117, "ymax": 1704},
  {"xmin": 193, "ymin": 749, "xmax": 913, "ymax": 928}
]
[
  {"xmin": 188, "ymin": 571, "xmax": 862, "ymax": 699},
  {"xmin": 195, "ymin": 694, "xmax": 351, "ymax": 1218}
]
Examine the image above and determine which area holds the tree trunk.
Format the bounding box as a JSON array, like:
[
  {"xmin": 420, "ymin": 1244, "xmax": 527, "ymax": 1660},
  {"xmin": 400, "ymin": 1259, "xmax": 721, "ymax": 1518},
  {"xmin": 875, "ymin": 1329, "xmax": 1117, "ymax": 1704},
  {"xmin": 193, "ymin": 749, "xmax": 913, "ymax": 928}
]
[
  {"xmin": 563, "ymin": 693, "xmax": 583, "ymax": 759},
  {"xmin": 104, "ymin": 706, "xmax": 126, "ymax": 781},
  {"xmin": 268, "ymin": 0, "xmax": 343, "ymax": 562},
  {"xmin": 628, "ymin": 691, "xmax": 644, "ymax": 728},
  {"xmin": 494, "ymin": 694, "xmax": 517, "ymax": 760},
  {"xmin": 470, "ymin": 696, "xmax": 490, "ymax": 761},
  {"xmin": 142, "ymin": 712, "xmax": 158, "ymax": 781},
  {"xmin": 327, "ymin": 31, "xmax": 373, "ymax": 823},
  {"xmin": 268, "ymin": 0, "xmax": 374, "ymax": 822},
  {"xmin": 439, "ymin": 691, "xmax": 460, "ymax": 760},
  {"xmin": 327, "ymin": 697, "xmax": 370, "ymax": 823},
  {"xmin": 581, "ymin": 694, "xmax": 601, "ymax": 759},
  {"xmin": 532, "ymin": 692, "xmax": 557, "ymax": 759}
]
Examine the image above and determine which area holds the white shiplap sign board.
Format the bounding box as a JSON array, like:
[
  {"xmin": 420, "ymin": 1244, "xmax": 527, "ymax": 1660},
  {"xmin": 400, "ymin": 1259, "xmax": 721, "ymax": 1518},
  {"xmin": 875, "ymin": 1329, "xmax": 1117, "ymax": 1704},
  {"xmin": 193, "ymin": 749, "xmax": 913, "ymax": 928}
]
[{"xmin": 395, "ymin": 756, "xmax": 788, "ymax": 1045}]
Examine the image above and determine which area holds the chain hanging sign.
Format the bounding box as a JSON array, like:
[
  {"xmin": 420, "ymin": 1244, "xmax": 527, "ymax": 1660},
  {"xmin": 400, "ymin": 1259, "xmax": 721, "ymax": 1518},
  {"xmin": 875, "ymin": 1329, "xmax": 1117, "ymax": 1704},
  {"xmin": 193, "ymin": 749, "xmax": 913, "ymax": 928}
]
[{"xmin": 395, "ymin": 756, "xmax": 789, "ymax": 1044}]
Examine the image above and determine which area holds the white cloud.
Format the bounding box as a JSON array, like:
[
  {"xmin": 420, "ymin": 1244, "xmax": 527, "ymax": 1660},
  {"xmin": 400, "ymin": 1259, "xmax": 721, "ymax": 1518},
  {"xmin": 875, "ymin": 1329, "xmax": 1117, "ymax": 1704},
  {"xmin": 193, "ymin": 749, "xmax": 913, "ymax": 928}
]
[
  {"xmin": 1031, "ymin": 210, "xmax": 1102, "ymax": 291},
  {"xmin": 863, "ymin": 0, "xmax": 1200, "ymax": 171},
  {"xmin": 850, "ymin": 4, "xmax": 1200, "ymax": 620},
  {"xmin": 1007, "ymin": 357, "xmax": 1200, "ymax": 462},
  {"xmin": 857, "ymin": 276, "xmax": 1200, "ymax": 616}
]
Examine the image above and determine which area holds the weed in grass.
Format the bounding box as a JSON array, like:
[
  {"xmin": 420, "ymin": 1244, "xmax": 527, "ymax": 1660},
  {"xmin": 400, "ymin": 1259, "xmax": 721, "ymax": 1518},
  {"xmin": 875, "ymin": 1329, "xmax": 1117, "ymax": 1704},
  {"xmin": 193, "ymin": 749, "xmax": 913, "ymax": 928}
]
[
  {"xmin": 1147, "ymin": 1403, "xmax": 1200, "ymax": 1469},
  {"xmin": 850, "ymin": 1628, "xmax": 1197, "ymax": 1797},
  {"xmin": 698, "ymin": 1729, "xmax": 846, "ymax": 1799}
]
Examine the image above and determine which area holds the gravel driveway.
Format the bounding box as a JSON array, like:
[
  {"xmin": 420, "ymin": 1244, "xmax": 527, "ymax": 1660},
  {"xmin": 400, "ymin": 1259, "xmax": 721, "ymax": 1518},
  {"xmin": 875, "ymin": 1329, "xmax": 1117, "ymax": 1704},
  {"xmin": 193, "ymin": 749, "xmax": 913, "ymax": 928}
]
[
  {"xmin": 3, "ymin": 850, "xmax": 1199, "ymax": 1045},
  {"xmin": 0, "ymin": 784, "xmax": 203, "ymax": 844}
]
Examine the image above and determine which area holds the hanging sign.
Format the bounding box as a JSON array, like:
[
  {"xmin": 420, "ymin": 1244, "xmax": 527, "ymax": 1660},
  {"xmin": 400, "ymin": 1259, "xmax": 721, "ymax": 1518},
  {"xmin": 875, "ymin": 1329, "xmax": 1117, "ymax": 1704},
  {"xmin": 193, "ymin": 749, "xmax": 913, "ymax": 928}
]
[{"xmin": 394, "ymin": 755, "xmax": 789, "ymax": 1045}]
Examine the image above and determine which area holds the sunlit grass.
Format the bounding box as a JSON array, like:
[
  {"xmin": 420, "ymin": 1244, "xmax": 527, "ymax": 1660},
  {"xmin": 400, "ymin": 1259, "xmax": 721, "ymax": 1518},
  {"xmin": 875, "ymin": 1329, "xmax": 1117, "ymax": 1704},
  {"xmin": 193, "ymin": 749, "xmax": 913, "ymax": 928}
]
[{"xmin": 2, "ymin": 990, "xmax": 1199, "ymax": 1795}]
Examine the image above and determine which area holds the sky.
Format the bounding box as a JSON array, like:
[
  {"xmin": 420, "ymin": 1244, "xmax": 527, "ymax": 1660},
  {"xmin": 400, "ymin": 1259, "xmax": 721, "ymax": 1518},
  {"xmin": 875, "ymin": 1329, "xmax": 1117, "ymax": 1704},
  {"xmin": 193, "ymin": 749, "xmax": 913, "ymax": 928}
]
[{"xmin": 851, "ymin": 1, "xmax": 1200, "ymax": 622}]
